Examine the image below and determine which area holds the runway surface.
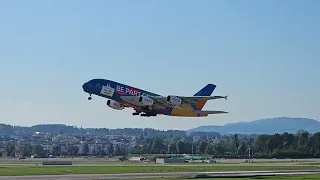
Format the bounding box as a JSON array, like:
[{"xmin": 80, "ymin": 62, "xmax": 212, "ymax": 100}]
[{"xmin": 0, "ymin": 170, "xmax": 319, "ymax": 180}]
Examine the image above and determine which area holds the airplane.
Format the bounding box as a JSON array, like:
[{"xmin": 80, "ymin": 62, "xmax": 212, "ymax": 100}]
[{"xmin": 82, "ymin": 79, "xmax": 228, "ymax": 117}]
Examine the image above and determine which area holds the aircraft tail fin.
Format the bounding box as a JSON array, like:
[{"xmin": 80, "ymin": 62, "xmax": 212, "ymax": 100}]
[
  {"xmin": 193, "ymin": 84, "xmax": 216, "ymax": 110},
  {"xmin": 193, "ymin": 84, "xmax": 216, "ymax": 96}
]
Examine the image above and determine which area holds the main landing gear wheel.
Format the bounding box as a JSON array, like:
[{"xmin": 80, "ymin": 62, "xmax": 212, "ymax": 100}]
[
  {"xmin": 88, "ymin": 94, "xmax": 92, "ymax": 100},
  {"xmin": 140, "ymin": 113, "xmax": 157, "ymax": 117}
]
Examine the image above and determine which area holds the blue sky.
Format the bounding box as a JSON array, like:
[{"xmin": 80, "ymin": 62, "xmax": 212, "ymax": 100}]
[{"xmin": 0, "ymin": 0, "xmax": 319, "ymax": 130}]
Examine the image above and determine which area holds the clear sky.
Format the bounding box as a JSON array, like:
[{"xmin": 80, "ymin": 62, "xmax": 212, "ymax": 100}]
[{"xmin": 0, "ymin": 0, "xmax": 319, "ymax": 130}]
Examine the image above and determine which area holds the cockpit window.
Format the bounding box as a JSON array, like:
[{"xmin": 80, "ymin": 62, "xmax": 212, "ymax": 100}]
[{"xmin": 86, "ymin": 79, "xmax": 102, "ymax": 89}]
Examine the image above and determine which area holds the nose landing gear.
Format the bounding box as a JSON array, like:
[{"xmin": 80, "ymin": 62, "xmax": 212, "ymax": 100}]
[{"xmin": 88, "ymin": 94, "xmax": 92, "ymax": 100}]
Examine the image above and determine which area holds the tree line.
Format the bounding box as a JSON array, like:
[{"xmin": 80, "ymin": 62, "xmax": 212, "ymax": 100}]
[
  {"xmin": 0, "ymin": 123, "xmax": 185, "ymax": 137},
  {"xmin": 3, "ymin": 142, "xmax": 126, "ymax": 157},
  {"xmin": 131, "ymin": 130, "xmax": 320, "ymax": 159},
  {"xmin": 2, "ymin": 130, "xmax": 320, "ymax": 159}
]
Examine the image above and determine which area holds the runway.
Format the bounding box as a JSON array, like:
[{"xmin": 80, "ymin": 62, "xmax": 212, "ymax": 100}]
[{"xmin": 0, "ymin": 170, "xmax": 319, "ymax": 180}]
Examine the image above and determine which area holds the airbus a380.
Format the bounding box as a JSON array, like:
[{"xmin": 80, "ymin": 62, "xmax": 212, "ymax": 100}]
[{"xmin": 82, "ymin": 79, "xmax": 228, "ymax": 117}]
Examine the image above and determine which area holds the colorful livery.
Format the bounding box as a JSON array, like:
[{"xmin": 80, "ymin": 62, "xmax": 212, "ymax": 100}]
[{"xmin": 82, "ymin": 79, "xmax": 228, "ymax": 117}]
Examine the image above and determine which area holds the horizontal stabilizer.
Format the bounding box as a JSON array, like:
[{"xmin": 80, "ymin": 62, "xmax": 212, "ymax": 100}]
[
  {"xmin": 194, "ymin": 110, "xmax": 228, "ymax": 114},
  {"xmin": 194, "ymin": 95, "xmax": 228, "ymax": 100}
]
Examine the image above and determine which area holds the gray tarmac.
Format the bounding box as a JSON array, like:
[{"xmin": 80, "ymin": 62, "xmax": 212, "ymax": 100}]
[
  {"xmin": 0, "ymin": 170, "xmax": 319, "ymax": 180},
  {"xmin": 0, "ymin": 163, "xmax": 316, "ymax": 167}
]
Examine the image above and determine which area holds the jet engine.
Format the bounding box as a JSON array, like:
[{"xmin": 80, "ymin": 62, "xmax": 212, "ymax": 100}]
[
  {"xmin": 107, "ymin": 100, "xmax": 124, "ymax": 110},
  {"xmin": 138, "ymin": 95, "xmax": 154, "ymax": 106},
  {"xmin": 166, "ymin": 95, "xmax": 182, "ymax": 106}
]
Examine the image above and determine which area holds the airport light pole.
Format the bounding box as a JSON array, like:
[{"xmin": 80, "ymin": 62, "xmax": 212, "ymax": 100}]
[
  {"xmin": 248, "ymin": 146, "xmax": 251, "ymax": 162},
  {"xmin": 191, "ymin": 143, "xmax": 194, "ymax": 161}
]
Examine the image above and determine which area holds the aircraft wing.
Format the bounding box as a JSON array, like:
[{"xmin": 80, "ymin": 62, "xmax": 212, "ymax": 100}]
[
  {"xmin": 120, "ymin": 95, "xmax": 227, "ymax": 109},
  {"xmin": 120, "ymin": 96, "xmax": 172, "ymax": 109}
]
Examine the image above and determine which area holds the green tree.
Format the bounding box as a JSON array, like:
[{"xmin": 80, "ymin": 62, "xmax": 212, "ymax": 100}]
[
  {"xmin": 114, "ymin": 144, "xmax": 126, "ymax": 156},
  {"xmin": 167, "ymin": 143, "xmax": 177, "ymax": 154},
  {"xmin": 5, "ymin": 142, "xmax": 15, "ymax": 157},
  {"xmin": 213, "ymin": 142, "xmax": 227, "ymax": 156},
  {"xmin": 83, "ymin": 143, "xmax": 89, "ymax": 156},
  {"xmin": 131, "ymin": 145, "xmax": 144, "ymax": 154},
  {"xmin": 32, "ymin": 144, "xmax": 45, "ymax": 156},
  {"xmin": 176, "ymin": 140, "xmax": 192, "ymax": 154},
  {"xmin": 52, "ymin": 145, "xmax": 61, "ymax": 156},
  {"xmin": 150, "ymin": 137, "xmax": 166, "ymax": 154},
  {"xmin": 22, "ymin": 143, "xmax": 32, "ymax": 157},
  {"xmin": 205, "ymin": 142, "xmax": 215, "ymax": 155},
  {"xmin": 237, "ymin": 140, "xmax": 247, "ymax": 156},
  {"xmin": 69, "ymin": 146, "xmax": 79, "ymax": 156},
  {"xmin": 297, "ymin": 130, "xmax": 309, "ymax": 153},
  {"xmin": 232, "ymin": 134, "xmax": 239, "ymax": 155},
  {"xmin": 108, "ymin": 143, "xmax": 114, "ymax": 156},
  {"xmin": 199, "ymin": 141, "xmax": 208, "ymax": 154}
]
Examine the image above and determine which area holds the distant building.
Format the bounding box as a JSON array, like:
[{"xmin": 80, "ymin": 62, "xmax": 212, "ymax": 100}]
[
  {"xmin": 156, "ymin": 157, "xmax": 186, "ymax": 164},
  {"xmin": 77, "ymin": 144, "xmax": 85, "ymax": 154},
  {"xmin": 129, "ymin": 157, "xmax": 144, "ymax": 161}
]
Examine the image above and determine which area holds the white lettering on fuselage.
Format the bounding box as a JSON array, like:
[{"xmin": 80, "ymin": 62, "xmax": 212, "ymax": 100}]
[
  {"xmin": 125, "ymin": 88, "xmax": 140, "ymax": 96},
  {"xmin": 116, "ymin": 85, "xmax": 125, "ymax": 94},
  {"xmin": 116, "ymin": 85, "xmax": 154, "ymax": 97}
]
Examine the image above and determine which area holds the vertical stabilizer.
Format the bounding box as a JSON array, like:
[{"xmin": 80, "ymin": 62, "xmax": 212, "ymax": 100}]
[
  {"xmin": 193, "ymin": 84, "xmax": 216, "ymax": 110},
  {"xmin": 194, "ymin": 84, "xmax": 216, "ymax": 96}
]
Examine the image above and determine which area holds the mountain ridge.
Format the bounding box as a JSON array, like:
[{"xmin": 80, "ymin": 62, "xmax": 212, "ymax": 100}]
[{"xmin": 187, "ymin": 117, "xmax": 320, "ymax": 134}]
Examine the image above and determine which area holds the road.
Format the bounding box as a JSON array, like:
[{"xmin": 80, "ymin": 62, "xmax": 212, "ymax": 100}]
[{"xmin": 0, "ymin": 170, "xmax": 319, "ymax": 180}]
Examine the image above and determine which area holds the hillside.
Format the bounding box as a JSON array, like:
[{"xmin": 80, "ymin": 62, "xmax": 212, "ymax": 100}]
[
  {"xmin": 187, "ymin": 117, "xmax": 320, "ymax": 134},
  {"xmin": 0, "ymin": 124, "xmax": 185, "ymax": 137}
]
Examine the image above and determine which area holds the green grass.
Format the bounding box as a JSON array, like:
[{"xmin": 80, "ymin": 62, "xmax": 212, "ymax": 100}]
[
  {"xmin": 0, "ymin": 161, "xmax": 142, "ymax": 165},
  {"xmin": 246, "ymin": 160, "xmax": 313, "ymax": 163},
  {"xmin": 0, "ymin": 165, "xmax": 318, "ymax": 176}
]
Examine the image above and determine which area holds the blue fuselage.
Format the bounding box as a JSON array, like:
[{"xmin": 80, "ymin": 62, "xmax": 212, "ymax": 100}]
[{"xmin": 82, "ymin": 79, "xmax": 172, "ymax": 115}]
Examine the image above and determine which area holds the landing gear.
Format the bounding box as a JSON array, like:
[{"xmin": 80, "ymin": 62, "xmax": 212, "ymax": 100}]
[
  {"xmin": 138, "ymin": 107, "xmax": 157, "ymax": 117},
  {"xmin": 140, "ymin": 113, "xmax": 157, "ymax": 117},
  {"xmin": 88, "ymin": 94, "xmax": 92, "ymax": 100},
  {"xmin": 132, "ymin": 112, "xmax": 140, "ymax": 116}
]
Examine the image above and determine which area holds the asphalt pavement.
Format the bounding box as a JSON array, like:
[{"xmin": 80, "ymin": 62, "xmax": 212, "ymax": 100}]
[{"xmin": 0, "ymin": 170, "xmax": 319, "ymax": 180}]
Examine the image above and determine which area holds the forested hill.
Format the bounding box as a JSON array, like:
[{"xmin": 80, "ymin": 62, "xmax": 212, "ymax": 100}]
[
  {"xmin": 187, "ymin": 117, "xmax": 320, "ymax": 134},
  {"xmin": 1, "ymin": 117, "xmax": 319, "ymax": 136},
  {"xmin": 0, "ymin": 124, "xmax": 185, "ymax": 137}
]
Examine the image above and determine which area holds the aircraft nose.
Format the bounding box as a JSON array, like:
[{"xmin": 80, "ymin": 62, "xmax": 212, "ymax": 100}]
[
  {"xmin": 82, "ymin": 80, "xmax": 94, "ymax": 93},
  {"xmin": 82, "ymin": 82, "xmax": 88, "ymax": 92}
]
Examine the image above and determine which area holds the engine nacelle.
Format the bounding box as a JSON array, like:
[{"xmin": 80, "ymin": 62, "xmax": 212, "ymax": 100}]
[
  {"xmin": 138, "ymin": 95, "xmax": 154, "ymax": 106},
  {"xmin": 107, "ymin": 100, "xmax": 124, "ymax": 110},
  {"xmin": 166, "ymin": 95, "xmax": 182, "ymax": 106}
]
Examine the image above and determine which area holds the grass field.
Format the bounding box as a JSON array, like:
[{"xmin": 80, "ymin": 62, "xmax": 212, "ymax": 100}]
[
  {"xmin": 0, "ymin": 165, "xmax": 318, "ymax": 176},
  {"xmin": 0, "ymin": 161, "xmax": 142, "ymax": 165}
]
